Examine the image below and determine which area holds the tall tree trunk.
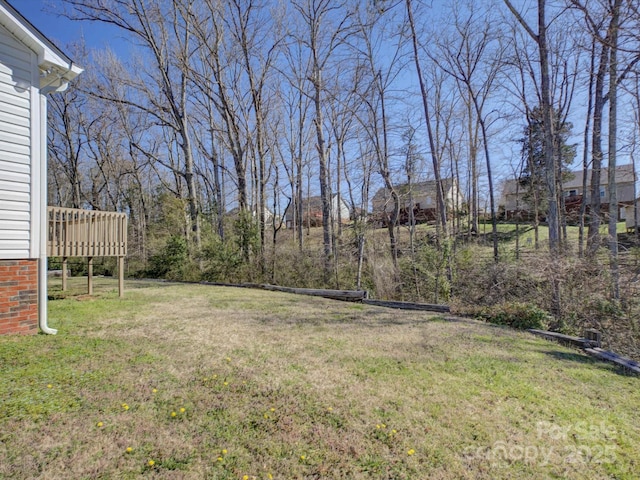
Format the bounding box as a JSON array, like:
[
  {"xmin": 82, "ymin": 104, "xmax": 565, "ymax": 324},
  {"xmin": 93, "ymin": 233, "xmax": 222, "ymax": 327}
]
[
  {"xmin": 209, "ymin": 129, "xmax": 225, "ymax": 240},
  {"xmin": 608, "ymin": 0, "xmax": 621, "ymax": 299},
  {"xmin": 537, "ymin": 1, "xmax": 559, "ymax": 253},
  {"xmin": 312, "ymin": 69, "xmax": 333, "ymax": 281},
  {"xmin": 467, "ymin": 100, "xmax": 479, "ymax": 236},
  {"xmin": 406, "ymin": 0, "xmax": 447, "ymax": 239},
  {"xmin": 504, "ymin": 0, "xmax": 558, "ymax": 252},
  {"xmin": 504, "ymin": 0, "xmax": 560, "ymax": 315},
  {"xmin": 588, "ymin": 41, "xmax": 610, "ymax": 255},
  {"xmin": 378, "ymin": 72, "xmax": 400, "ymax": 266},
  {"xmin": 472, "ymin": 96, "xmax": 498, "ymax": 262},
  {"xmin": 579, "ymin": 39, "xmax": 596, "ymax": 258},
  {"xmin": 180, "ymin": 115, "xmax": 200, "ymax": 250},
  {"xmin": 296, "ymin": 87, "xmax": 305, "ymax": 251}
]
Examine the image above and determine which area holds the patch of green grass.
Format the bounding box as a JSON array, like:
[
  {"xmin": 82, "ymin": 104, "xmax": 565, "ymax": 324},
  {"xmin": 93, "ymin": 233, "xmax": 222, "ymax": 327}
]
[
  {"xmin": 0, "ymin": 278, "xmax": 638, "ymax": 479},
  {"xmin": 474, "ymin": 221, "xmax": 627, "ymax": 252}
]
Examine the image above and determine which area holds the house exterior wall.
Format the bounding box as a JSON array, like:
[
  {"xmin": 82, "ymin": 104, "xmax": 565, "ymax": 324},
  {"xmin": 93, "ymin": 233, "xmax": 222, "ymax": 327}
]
[
  {"xmin": 445, "ymin": 179, "xmax": 463, "ymax": 208},
  {"xmin": 331, "ymin": 196, "xmax": 350, "ymax": 223},
  {"xmin": 285, "ymin": 195, "xmax": 350, "ymax": 228},
  {"xmin": 0, "ymin": 0, "xmax": 83, "ymax": 335},
  {"xmin": 372, "ymin": 179, "xmax": 463, "ymax": 216},
  {"xmin": 616, "ymin": 183, "xmax": 635, "ymax": 205},
  {"xmin": 0, "ymin": 19, "xmax": 45, "ymax": 335},
  {"xmin": 500, "ymin": 167, "xmax": 637, "ymax": 221},
  {"xmin": 502, "ymin": 190, "xmax": 532, "ymax": 212},
  {"xmin": 0, "ymin": 23, "xmax": 33, "ymax": 260},
  {"xmin": 560, "ymin": 183, "xmax": 635, "ymax": 204},
  {"xmin": 0, "ymin": 258, "xmax": 38, "ymax": 334}
]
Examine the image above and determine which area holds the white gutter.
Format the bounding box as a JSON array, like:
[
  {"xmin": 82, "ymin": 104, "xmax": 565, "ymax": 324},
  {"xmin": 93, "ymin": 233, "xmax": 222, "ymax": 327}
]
[{"xmin": 40, "ymin": 63, "xmax": 78, "ymax": 94}]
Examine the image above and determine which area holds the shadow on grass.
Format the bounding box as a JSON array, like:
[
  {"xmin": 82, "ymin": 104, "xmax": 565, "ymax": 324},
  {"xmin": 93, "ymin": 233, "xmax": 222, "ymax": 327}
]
[
  {"xmin": 47, "ymin": 277, "xmax": 178, "ymax": 300},
  {"xmin": 476, "ymin": 224, "xmax": 535, "ymax": 243},
  {"xmin": 543, "ymin": 349, "xmax": 634, "ymax": 376},
  {"xmin": 544, "ymin": 350, "xmax": 594, "ymax": 364}
]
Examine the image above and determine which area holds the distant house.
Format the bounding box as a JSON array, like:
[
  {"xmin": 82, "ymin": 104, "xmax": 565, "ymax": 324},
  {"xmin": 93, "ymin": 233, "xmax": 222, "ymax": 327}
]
[
  {"xmin": 624, "ymin": 204, "xmax": 639, "ymax": 232},
  {"xmin": 499, "ymin": 165, "xmax": 636, "ymax": 221},
  {"xmin": 0, "ymin": 0, "xmax": 82, "ymax": 335},
  {"xmin": 285, "ymin": 194, "xmax": 350, "ymax": 229},
  {"xmin": 227, "ymin": 206, "xmax": 276, "ymax": 226},
  {"xmin": 371, "ymin": 178, "xmax": 464, "ymax": 226}
]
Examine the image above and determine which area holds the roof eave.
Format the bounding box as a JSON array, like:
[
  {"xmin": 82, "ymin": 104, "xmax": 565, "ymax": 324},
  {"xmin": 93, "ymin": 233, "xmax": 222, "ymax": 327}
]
[{"xmin": 0, "ymin": 0, "xmax": 83, "ymax": 90}]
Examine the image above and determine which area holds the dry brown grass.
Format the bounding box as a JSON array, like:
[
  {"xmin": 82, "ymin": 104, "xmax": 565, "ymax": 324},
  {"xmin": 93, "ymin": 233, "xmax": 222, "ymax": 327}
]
[{"xmin": 1, "ymin": 278, "xmax": 638, "ymax": 479}]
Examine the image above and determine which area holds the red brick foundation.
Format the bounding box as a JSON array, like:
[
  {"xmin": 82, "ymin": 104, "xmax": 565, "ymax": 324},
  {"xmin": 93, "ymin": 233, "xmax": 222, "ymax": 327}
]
[{"xmin": 0, "ymin": 259, "xmax": 39, "ymax": 335}]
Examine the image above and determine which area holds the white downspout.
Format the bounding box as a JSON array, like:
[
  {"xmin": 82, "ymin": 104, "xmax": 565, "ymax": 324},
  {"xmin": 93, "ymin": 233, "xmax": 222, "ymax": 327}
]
[
  {"xmin": 38, "ymin": 256, "xmax": 55, "ymax": 334},
  {"xmin": 38, "ymin": 87, "xmax": 56, "ymax": 334},
  {"xmin": 38, "ymin": 63, "xmax": 76, "ymax": 334}
]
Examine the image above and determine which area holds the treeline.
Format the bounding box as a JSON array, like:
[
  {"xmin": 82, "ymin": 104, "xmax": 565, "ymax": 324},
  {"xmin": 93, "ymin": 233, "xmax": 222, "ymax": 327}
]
[{"xmin": 48, "ymin": 1, "xmax": 640, "ymax": 304}]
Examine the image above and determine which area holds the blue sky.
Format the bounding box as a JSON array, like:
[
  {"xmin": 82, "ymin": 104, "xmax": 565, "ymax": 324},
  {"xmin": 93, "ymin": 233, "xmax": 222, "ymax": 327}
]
[
  {"xmin": 8, "ymin": 0, "xmax": 632, "ymax": 185},
  {"xmin": 8, "ymin": 0, "xmax": 125, "ymax": 56}
]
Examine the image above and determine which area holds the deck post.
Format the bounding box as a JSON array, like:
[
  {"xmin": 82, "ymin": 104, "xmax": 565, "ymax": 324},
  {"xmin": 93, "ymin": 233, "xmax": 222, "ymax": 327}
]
[
  {"xmin": 118, "ymin": 256, "xmax": 124, "ymax": 298},
  {"xmin": 87, "ymin": 257, "xmax": 93, "ymax": 295},
  {"xmin": 62, "ymin": 257, "xmax": 68, "ymax": 291}
]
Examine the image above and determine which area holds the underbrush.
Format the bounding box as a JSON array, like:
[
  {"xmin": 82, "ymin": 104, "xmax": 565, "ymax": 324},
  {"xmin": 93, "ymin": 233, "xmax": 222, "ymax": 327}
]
[
  {"xmin": 474, "ymin": 302, "xmax": 551, "ymax": 330},
  {"xmin": 452, "ymin": 249, "xmax": 640, "ymax": 360}
]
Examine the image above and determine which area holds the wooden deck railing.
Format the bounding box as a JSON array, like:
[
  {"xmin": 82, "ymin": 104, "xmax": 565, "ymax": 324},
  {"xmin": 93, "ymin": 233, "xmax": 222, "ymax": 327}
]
[
  {"xmin": 47, "ymin": 206, "xmax": 128, "ymax": 297},
  {"xmin": 47, "ymin": 206, "xmax": 127, "ymax": 258}
]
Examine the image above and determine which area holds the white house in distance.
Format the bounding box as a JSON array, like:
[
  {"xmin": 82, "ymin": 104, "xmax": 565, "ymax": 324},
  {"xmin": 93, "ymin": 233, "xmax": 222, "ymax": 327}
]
[
  {"xmin": 285, "ymin": 194, "xmax": 351, "ymax": 229},
  {"xmin": 0, "ymin": 0, "xmax": 82, "ymax": 335}
]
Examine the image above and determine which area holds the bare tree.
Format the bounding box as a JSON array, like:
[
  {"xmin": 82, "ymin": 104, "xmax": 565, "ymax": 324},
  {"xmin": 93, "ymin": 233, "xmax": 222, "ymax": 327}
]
[
  {"xmin": 64, "ymin": 0, "xmax": 202, "ymax": 250},
  {"xmin": 290, "ymin": 0, "xmax": 355, "ymax": 282},
  {"xmin": 607, "ymin": 0, "xmax": 622, "ymax": 299},
  {"xmin": 350, "ymin": 4, "xmax": 405, "ymax": 266},
  {"xmin": 578, "ymin": 37, "xmax": 597, "ymax": 257},
  {"xmin": 504, "ymin": 0, "xmax": 560, "ymax": 254},
  {"xmin": 48, "ymin": 73, "xmax": 88, "ymax": 208},
  {"xmin": 218, "ymin": 0, "xmax": 283, "ymax": 271},
  {"xmin": 406, "ymin": 0, "xmax": 448, "ymax": 239},
  {"xmin": 279, "ymin": 35, "xmax": 314, "ymax": 251},
  {"xmin": 433, "ymin": 3, "xmax": 505, "ymax": 261},
  {"xmin": 571, "ymin": 0, "xmax": 640, "ymax": 297}
]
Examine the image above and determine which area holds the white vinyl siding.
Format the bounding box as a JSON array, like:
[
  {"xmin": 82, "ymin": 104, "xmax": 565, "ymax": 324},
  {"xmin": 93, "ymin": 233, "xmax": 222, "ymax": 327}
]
[{"xmin": 0, "ymin": 23, "xmax": 32, "ymax": 259}]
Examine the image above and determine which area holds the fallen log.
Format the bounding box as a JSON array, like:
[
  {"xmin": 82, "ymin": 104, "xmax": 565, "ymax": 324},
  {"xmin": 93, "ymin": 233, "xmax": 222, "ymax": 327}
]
[
  {"xmin": 259, "ymin": 284, "xmax": 367, "ymax": 302},
  {"xmin": 363, "ymin": 299, "xmax": 450, "ymax": 313},
  {"xmin": 199, "ymin": 281, "xmax": 262, "ymax": 289},
  {"xmin": 585, "ymin": 348, "xmax": 640, "ymax": 375},
  {"xmin": 527, "ymin": 329, "xmax": 590, "ymax": 348}
]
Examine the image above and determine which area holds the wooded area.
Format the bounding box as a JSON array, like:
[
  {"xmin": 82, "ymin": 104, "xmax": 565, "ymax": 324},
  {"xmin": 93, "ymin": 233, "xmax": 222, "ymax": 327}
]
[{"xmin": 46, "ymin": 0, "xmax": 640, "ymax": 359}]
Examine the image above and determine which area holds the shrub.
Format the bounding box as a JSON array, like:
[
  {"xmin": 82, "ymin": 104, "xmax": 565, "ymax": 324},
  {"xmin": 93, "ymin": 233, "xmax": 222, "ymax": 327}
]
[
  {"xmin": 147, "ymin": 235, "xmax": 192, "ymax": 280},
  {"xmin": 477, "ymin": 302, "xmax": 551, "ymax": 330},
  {"xmin": 201, "ymin": 236, "xmax": 244, "ymax": 283}
]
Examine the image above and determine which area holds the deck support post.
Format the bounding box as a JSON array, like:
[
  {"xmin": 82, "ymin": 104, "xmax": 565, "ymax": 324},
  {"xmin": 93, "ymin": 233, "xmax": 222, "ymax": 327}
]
[
  {"xmin": 118, "ymin": 256, "xmax": 124, "ymax": 298},
  {"xmin": 87, "ymin": 257, "xmax": 93, "ymax": 295},
  {"xmin": 62, "ymin": 257, "xmax": 68, "ymax": 291}
]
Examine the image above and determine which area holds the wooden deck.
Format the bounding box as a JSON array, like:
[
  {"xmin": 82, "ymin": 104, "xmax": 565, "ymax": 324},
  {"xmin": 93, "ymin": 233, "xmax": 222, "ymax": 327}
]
[
  {"xmin": 47, "ymin": 207, "xmax": 127, "ymax": 257},
  {"xmin": 47, "ymin": 207, "xmax": 127, "ymax": 296}
]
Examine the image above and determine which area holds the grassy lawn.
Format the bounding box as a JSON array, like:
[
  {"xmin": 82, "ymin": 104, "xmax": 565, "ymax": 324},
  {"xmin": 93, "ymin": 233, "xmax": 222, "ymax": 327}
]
[{"xmin": 1, "ymin": 279, "xmax": 638, "ymax": 479}]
